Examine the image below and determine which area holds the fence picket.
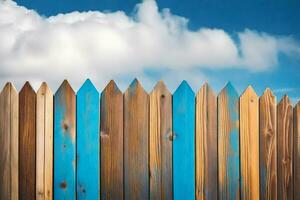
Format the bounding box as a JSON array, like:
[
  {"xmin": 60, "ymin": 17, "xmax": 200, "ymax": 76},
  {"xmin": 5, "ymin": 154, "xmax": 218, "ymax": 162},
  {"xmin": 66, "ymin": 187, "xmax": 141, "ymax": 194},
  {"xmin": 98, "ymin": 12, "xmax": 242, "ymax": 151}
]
[
  {"xmin": 277, "ymin": 96, "xmax": 293, "ymax": 200},
  {"xmin": 259, "ymin": 88, "xmax": 277, "ymax": 200},
  {"xmin": 0, "ymin": 80, "xmax": 299, "ymax": 200},
  {"xmin": 149, "ymin": 81, "xmax": 173, "ymax": 200},
  {"xmin": 54, "ymin": 80, "xmax": 76, "ymax": 199},
  {"xmin": 218, "ymin": 83, "xmax": 240, "ymax": 200},
  {"xmin": 195, "ymin": 83, "xmax": 217, "ymax": 200},
  {"xmin": 294, "ymin": 102, "xmax": 300, "ymax": 200},
  {"xmin": 0, "ymin": 83, "xmax": 18, "ymax": 200},
  {"xmin": 173, "ymin": 81, "xmax": 195, "ymax": 200},
  {"xmin": 277, "ymin": 95, "xmax": 293, "ymax": 200},
  {"xmin": 240, "ymin": 86, "xmax": 259, "ymax": 200},
  {"xmin": 124, "ymin": 79, "xmax": 149, "ymax": 200},
  {"xmin": 19, "ymin": 82, "xmax": 36, "ymax": 200},
  {"xmin": 36, "ymin": 83, "xmax": 53, "ymax": 200},
  {"xmin": 77, "ymin": 79, "xmax": 100, "ymax": 200},
  {"xmin": 100, "ymin": 80, "xmax": 123, "ymax": 199}
]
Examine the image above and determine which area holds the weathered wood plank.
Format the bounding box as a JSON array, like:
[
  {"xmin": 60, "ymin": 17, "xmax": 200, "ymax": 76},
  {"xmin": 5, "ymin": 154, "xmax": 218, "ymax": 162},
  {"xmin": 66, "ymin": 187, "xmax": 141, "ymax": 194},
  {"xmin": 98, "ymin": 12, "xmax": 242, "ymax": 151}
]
[
  {"xmin": 10, "ymin": 84, "xmax": 18, "ymax": 200},
  {"xmin": 36, "ymin": 83, "xmax": 53, "ymax": 200},
  {"xmin": 195, "ymin": 83, "xmax": 217, "ymax": 200},
  {"xmin": 77, "ymin": 79, "xmax": 100, "ymax": 200},
  {"xmin": 277, "ymin": 95, "xmax": 293, "ymax": 200},
  {"xmin": 294, "ymin": 102, "xmax": 300, "ymax": 200},
  {"xmin": 0, "ymin": 83, "xmax": 12, "ymax": 200},
  {"xmin": 19, "ymin": 82, "xmax": 36, "ymax": 200},
  {"xmin": 124, "ymin": 79, "xmax": 149, "ymax": 200},
  {"xmin": 173, "ymin": 81, "xmax": 195, "ymax": 200},
  {"xmin": 0, "ymin": 83, "xmax": 18, "ymax": 200},
  {"xmin": 100, "ymin": 80, "xmax": 123, "ymax": 200},
  {"xmin": 259, "ymin": 88, "xmax": 277, "ymax": 200},
  {"xmin": 10, "ymin": 84, "xmax": 19, "ymax": 200},
  {"xmin": 240, "ymin": 86, "xmax": 259, "ymax": 200},
  {"xmin": 218, "ymin": 83, "xmax": 240, "ymax": 200},
  {"xmin": 54, "ymin": 80, "xmax": 76, "ymax": 199},
  {"xmin": 149, "ymin": 81, "xmax": 172, "ymax": 200}
]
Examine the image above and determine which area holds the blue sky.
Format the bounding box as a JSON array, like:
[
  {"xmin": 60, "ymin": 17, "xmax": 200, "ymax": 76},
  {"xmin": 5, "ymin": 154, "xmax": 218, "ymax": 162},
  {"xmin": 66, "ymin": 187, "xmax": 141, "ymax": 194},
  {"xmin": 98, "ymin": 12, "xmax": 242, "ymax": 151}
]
[{"xmin": 1, "ymin": 0, "xmax": 300, "ymax": 103}]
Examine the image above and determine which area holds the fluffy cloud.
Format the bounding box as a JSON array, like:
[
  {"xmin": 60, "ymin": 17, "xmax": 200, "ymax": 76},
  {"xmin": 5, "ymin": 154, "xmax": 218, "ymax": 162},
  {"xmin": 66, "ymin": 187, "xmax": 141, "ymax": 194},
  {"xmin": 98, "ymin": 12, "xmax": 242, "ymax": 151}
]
[{"xmin": 0, "ymin": 0, "xmax": 299, "ymax": 91}]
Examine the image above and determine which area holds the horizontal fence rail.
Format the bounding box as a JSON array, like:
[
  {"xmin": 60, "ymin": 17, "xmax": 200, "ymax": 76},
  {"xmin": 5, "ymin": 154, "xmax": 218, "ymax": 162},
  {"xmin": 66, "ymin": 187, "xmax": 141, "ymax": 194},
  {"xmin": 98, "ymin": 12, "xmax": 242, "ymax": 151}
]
[{"xmin": 0, "ymin": 79, "xmax": 299, "ymax": 200}]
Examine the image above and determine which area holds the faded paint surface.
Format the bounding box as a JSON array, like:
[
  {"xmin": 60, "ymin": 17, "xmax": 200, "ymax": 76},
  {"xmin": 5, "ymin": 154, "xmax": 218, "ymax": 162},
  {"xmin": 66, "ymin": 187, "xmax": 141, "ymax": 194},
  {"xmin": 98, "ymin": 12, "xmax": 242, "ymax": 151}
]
[
  {"xmin": 54, "ymin": 80, "xmax": 76, "ymax": 199},
  {"xmin": 77, "ymin": 79, "xmax": 100, "ymax": 200},
  {"xmin": 218, "ymin": 83, "xmax": 240, "ymax": 200}
]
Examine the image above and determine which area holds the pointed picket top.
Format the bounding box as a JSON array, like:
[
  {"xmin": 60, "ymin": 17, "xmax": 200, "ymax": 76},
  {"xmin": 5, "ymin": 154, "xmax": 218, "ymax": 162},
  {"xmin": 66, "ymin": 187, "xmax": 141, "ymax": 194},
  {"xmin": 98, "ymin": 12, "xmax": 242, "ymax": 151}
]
[
  {"xmin": 196, "ymin": 82, "xmax": 216, "ymax": 98},
  {"xmin": 150, "ymin": 80, "xmax": 171, "ymax": 95},
  {"xmin": 20, "ymin": 81, "xmax": 36, "ymax": 95},
  {"xmin": 77, "ymin": 79, "xmax": 98, "ymax": 95},
  {"xmin": 125, "ymin": 78, "xmax": 147, "ymax": 96},
  {"xmin": 278, "ymin": 94, "xmax": 292, "ymax": 106},
  {"xmin": 37, "ymin": 82, "xmax": 53, "ymax": 96},
  {"xmin": 296, "ymin": 101, "xmax": 300, "ymax": 109},
  {"xmin": 55, "ymin": 79, "xmax": 75, "ymax": 95},
  {"xmin": 260, "ymin": 88, "xmax": 276, "ymax": 102},
  {"xmin": 240, "ymin": 85, "xmax": 258, "ymax": 102},
  {"xmin": 0, "ymin": 82, "xmax": 17, "ymax": 95},
  {"xmin": 1, "ymin": 82, "xmax": 12, "ymax": 93},
  {"xmin": 174, "ymin": 80, "xmax": 194, "ymax": 96},
  {"xmin": 218, "ymin": 82, "xmax": 238, "ymax": 98},
  {"xmin": 103, "ymin": 80, "xmax": 122, "ymax": 95},
  {"xmin": 262, "ymin": 88, "xmax": 275, "ymax": 97}
]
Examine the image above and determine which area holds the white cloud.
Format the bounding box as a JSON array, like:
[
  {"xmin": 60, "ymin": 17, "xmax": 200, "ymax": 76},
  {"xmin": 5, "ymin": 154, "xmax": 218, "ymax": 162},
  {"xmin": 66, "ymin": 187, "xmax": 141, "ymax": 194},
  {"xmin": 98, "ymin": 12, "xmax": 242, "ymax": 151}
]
[{"xmin": 0, "ymin": 0, "xmax": 299, "ymax": 91}]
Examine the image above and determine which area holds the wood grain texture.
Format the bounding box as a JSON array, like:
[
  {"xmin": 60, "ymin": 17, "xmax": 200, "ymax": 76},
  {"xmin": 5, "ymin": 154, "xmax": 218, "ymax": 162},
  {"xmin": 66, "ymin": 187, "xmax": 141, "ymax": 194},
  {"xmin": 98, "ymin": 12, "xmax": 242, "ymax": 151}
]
[
  {"xmin": 77, "ymin": 79, "xmax": 100, "ymax": 200},
  {"xmin": 218, "ymin": 83, "xmax": 240, "ymax": 200},
  {"xmin": 277, "ymin": 95, "xmax": 293, "ymax": 200},
  {"xmin": 124, "ymin": 79, "xmax": 149, "ymax": 200},
  {"xmin": 19, "ymin": 82, "xmax": 36, "ymax": 200},
  {"xmin": 259, "ymin": 88, "xmax": 277, "ymax": 200},
  {"xmin": 101, "ymin": 80, "xmax": 123, "ymax": 200},
  {"xmin": 0, "ymin": 83, "xmax": 18, "ymax": 200},
  {"xmin": 54, "ymin": 80, "xmax": 76, "ymax": 199},
  {"xmin": 100, "ymin": 81, "xmax": 124, "ymax": 199},
  {"xmin": 240, "ymin": 86, "xmax": 259, "ymax": 200},
  {"xmin": 195, "ymin": 83, "xmax": 217, "ymax": 200},
  {"xmin": 294, "ymin": 102, "xmax": 300, "ymax": 200},
  {"xmin": 173, "ymin": 81, "xmax": 195, "ymax": 200},
  {"xmin": 149, "ymin": 81, "xmax": 172, "ymax": 200},
  {"xmin": 36, "ymin": 83, "xmax": 53, "ymax": 200}
]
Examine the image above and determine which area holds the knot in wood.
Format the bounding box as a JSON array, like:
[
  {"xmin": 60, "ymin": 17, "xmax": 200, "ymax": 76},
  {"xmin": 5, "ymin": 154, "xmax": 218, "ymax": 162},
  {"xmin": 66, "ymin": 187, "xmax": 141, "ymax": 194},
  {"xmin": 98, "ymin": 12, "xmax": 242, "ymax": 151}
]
[{"xmin": 60, "ymin": 181, "xmax": 67, "ymax": 189}]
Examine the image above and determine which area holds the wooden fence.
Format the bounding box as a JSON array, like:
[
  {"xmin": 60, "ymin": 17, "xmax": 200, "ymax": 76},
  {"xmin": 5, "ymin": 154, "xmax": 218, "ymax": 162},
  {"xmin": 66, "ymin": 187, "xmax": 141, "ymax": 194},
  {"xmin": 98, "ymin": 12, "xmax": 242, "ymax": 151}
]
[{"xmin": 0, "ymin": 79, "xmax": 299, "ymax": 200}]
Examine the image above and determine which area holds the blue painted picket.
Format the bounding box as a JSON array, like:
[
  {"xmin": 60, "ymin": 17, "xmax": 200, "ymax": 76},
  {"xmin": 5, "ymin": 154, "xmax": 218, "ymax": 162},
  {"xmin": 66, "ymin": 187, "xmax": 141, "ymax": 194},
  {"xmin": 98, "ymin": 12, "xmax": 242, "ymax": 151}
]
[
  {"xmin": 173, "ymin": 81, "xmax": 195, "ymax": 200},
  {"xmin": 76, "ymin": 79, "xmax": 100, "ymax": 200},
  {"xmin": 218, "ymin": 82, "xmax": 240, "ymax": 200},
  {"xmin": 54, "ymin": 80, "xmax": 76, "ymax": 199}
]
